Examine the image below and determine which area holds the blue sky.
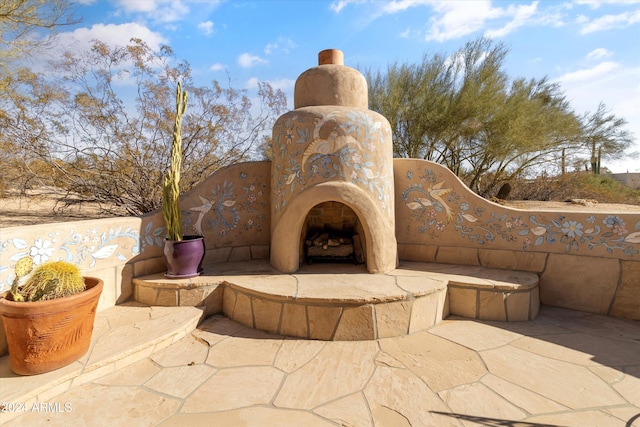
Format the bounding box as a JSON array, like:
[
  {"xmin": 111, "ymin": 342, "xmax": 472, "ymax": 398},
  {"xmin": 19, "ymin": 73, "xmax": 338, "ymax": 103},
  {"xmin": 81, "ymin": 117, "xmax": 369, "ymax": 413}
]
[{"xmin": 60, "ymin": 0, "xmax": 639, "ymax": 172}]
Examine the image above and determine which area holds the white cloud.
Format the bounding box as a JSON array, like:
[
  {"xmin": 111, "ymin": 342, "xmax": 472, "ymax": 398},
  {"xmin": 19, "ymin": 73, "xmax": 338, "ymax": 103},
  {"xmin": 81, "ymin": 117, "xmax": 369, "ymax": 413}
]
[
  {"xmin": 209, "ymin": 63, "xmax": 224, "ymax": 72},
  {"xmin": 399, "ymin": 27, "xmax": 412, "ymax": 38},
  {"xmin": 336, "ymin": 0, "xmax": 565, "ymax": 42},
  {"xmin": 266, "ymin": 78, "xmax": 295, "ymax": 91},
  {"xmin": 237, "ymin": 53, "xmax": 267, "ymax": 68},
  {"xmin": 426, "ymin": 1, "xmax": 504, "ymax": 42},
  {"xmin": 54, "ymin": 23, "xmax": 168, "ymax": 54},
  {"xmin": 579, "ymin": 9, "xmax": 640, "ymax": 33},
  {"xmin": 330, "ymin": 0, "xmax": 367, "ymax": 13},
  {"xmin": 425, "ymin": 1, "xmax": 561, "ymax": 42},
  {"xmin": 586, "ymin": 47, "xmax": 613, "ymax": 60},
  {"xmin": 114, "ymin": 0, "xmax": 157, "ymax": 13},
  {"xmin": 263, "ymin": 37, "xmax": 296, "ymax": 55},
  {"xmin": 330, "ymin": 0, "xmax": 349, "ymax": 13},
  {"xmin": 382, "ymin": 0, "xmax": 431, "ymax": 14},
  {"xmin": 113, "ymin": 0, "xmax": 191, "ymax": 23},
  {"xmin": 245, "ymin": 77, "xmax": 260, "ymax": 89},
  {"xmin": 198, "ymin": 21, "xmax": 214, "ymax": 36},
  {"xmin": 264, "ymin": 43, "xmax": 278, "ymax": 55},
  {"xmin": 557, "ymin": 61, "xmax": 619, "ymax": 82},
  {"xmin": 535, "ymin": 10, "xmax": 567, "ymax": 28},
  {"xmin": 485, "ymin": 2, "xmax": 539, "ymax": 38},
  {"xmin": 575, "ymin": 14, "xmax": 590, "ymax": 24},
  {"xmin": 574, "ymin": 0, "xmax": 640, "ymax": 9},
  {"xmin": 331, "ymin": 0, "xmax": 559, "ymax": 41}
]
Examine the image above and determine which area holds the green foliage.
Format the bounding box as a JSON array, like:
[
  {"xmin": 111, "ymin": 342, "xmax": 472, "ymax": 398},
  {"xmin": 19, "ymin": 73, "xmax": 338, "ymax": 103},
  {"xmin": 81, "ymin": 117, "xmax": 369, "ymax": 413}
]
[
  {"xmin": 367, "ymin": 36, "xmax": 634, "ymax": 196},
  {"xmin": 574, "ymin": 174, "xmax": 640, "ymax": 203},
  {"xmin": 162, "ymin": 83, "xmax": 188, "ymax": 241},
  {"xmin": 10, "ymin": 257, "xmax": 85, "ymax": 302},
  {"xmin": 580, "ymin": 103, "xmax": 636, "ymax": 174}
]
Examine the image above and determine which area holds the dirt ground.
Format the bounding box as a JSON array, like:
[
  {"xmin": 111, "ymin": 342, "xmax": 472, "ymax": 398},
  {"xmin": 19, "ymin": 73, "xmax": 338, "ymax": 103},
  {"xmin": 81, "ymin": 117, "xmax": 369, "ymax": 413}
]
[
  {"xmin": 497, "ymin": 199, "xmax": 640, "ymax": 212},
  {"xmin": 0, "ymin": 191, "xmax": 127, "ymax": 228},
  {"xmin": 1, "ymin": 191, "xmax": 639, "ymax": 229}
]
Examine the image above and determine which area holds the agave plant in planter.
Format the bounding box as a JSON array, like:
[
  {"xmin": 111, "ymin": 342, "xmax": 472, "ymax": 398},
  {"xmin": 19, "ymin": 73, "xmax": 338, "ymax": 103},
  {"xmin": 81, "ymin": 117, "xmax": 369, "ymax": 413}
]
[
  {"xmin": 162, "ymin": 82, "xmax": 205, "ymax": 278},
  {"xmin": 0, "ymin": 256, "xmax": 103, "ymax": 375}
]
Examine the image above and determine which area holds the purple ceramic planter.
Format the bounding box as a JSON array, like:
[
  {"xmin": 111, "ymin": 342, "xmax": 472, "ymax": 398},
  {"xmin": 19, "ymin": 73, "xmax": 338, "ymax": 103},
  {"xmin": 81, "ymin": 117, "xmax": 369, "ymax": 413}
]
[{"xmin": 163, "ymin": 235, "xmax": 205, "ymax": 278}]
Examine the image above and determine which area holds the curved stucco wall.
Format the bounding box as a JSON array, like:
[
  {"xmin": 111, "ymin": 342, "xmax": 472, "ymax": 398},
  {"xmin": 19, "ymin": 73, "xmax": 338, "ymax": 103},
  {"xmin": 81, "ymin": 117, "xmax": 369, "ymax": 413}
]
[
  {"xmin": 393, "ymin": 158, "xmax": 640, "ymax": 320},
  {"xmin": 393, "ymin": 158, "xmax": 639, "ymax": 259},
  {"xmin": 294, "ymin": 64, "xmax": 368, "ymax": 109}
]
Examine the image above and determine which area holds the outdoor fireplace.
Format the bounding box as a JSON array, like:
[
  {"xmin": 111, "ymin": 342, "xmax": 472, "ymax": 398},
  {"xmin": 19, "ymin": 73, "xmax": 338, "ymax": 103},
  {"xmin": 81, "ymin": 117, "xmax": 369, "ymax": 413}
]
[
  {"xmin": 270, "ymin": 49, "xmax": 397, "ymax": 273},
  {"xmin": 303, "ymin": 201, "xmax": 365, "ymax": 264}
]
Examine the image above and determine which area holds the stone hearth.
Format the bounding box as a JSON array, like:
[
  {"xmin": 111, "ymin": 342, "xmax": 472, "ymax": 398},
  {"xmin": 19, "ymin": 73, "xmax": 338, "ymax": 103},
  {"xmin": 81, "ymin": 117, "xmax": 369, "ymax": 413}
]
[{"xmin": 132, "ymin": 259, "xmax": 540, "ymax": 340}]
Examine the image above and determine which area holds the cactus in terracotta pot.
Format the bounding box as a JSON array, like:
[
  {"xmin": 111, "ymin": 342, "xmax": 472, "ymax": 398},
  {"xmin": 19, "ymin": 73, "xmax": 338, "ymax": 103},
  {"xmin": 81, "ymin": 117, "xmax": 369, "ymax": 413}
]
[
  {"xmin": 22, "ymin": 260, "xmax": 85, "ymax": 302},
  {"xmin": 9, "ymin": 256, "xmax": 85, "ymax": 302},
  {"xmin": 0, "ymin": 255, "xmax": 103, "ymax": 375}
]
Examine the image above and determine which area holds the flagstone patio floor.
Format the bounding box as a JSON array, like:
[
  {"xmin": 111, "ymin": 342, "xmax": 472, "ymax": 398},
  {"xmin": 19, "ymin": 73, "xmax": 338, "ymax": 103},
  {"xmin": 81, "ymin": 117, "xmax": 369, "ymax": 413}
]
[{"xmin": 1, "ymin": 289, "xmax": 639, "ymax": 426}]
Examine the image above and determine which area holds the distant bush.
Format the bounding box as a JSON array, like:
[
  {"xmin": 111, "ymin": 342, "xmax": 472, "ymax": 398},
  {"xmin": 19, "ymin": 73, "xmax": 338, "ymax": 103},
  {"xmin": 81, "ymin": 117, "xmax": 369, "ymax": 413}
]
[{"xmin": 507, "ymin": 172, "xmax": 640, "ymax": 205}]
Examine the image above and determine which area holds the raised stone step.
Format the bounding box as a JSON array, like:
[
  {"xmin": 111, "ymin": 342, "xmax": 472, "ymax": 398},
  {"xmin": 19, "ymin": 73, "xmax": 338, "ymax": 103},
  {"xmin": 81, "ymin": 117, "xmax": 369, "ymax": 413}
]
[
  {"xmin": 132, "ymin": 260, "xmax": 539, "ymax": 340},
  {"xmin": 0, "ymin": 304, "xmax": 204, "ymax": 424}
]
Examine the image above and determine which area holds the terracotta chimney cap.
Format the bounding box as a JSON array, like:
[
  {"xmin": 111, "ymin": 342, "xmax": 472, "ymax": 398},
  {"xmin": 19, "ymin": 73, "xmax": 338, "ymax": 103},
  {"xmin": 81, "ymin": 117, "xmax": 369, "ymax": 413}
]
[
  {"xmin": 294, "ymin": 48, "xmax": 366, "ymax": 109},
  {"xmin": 318, "ymin": 49, "xmax": 344, "ymax": 66}
]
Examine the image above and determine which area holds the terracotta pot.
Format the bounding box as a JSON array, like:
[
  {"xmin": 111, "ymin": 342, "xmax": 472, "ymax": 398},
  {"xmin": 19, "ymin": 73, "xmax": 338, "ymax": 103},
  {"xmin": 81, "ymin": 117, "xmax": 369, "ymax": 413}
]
[
  {"xmin": 163, "ymin": 235, "xmax": 205, "ymax": 278},
  {"xmin": 0, "ymin": 277, "xmax": 103, "ymax": 375}
]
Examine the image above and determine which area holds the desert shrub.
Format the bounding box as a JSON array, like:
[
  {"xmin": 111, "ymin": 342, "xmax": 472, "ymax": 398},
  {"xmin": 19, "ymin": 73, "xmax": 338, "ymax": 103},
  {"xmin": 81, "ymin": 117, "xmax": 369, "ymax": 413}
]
[{"xmin": 508, "ymin": 172, "xmax": 640, "ymax": 205}]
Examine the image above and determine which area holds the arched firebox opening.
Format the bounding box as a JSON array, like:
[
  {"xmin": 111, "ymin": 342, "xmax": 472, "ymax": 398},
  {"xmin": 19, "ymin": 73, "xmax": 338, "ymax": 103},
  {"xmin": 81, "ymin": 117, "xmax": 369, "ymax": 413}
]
[{"xmin": 300, "ymin": 201, "xmax": 367, "ymax": 265}]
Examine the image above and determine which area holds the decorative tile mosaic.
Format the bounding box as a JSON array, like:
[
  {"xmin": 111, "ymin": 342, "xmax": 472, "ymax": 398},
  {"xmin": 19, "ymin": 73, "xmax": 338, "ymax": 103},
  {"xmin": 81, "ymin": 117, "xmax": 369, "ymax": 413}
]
[
  {"xmin": 1, "ymin": 166, "xmax": 270, "ymax": 290},
  {"xmin": 401, "ymin": 165, "xmax": 640, "ymax": 257},
  {"xmin": 1, "ymin": 224, "xmax": 141, "ymax": 289},
  {"xmin": 272, "ymin": 109, "xmax": 393, "ymax": 216}
]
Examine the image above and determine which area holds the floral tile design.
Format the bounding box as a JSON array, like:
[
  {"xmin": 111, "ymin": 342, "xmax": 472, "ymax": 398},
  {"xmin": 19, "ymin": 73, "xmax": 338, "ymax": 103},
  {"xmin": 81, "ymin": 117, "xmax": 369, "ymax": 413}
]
[
  {"xmin": 1, "ymin": 167, "xmax": 270, "ymax": 290},
  {"xmin": 402, "ymin": 166, "xmax": 640, "ymax": 257},
  {"xmin": 272, "ymin": 110, "xmax": 393, "ymax": 216},
  {"xmin": 141, "ymin": 170, "xmax": 269, "ymax": 249},
  {"xmin": 1, "ymin": 224, "xmax": 140, "ymax": 289}
]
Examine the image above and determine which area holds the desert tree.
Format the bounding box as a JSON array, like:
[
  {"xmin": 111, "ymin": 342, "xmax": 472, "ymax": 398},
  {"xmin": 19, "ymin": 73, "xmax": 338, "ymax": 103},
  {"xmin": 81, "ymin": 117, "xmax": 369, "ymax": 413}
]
[
  {"xmin": 0, "ymin": 0, "xmax": 77, "ymax": 193},
  {"xmin": 366, "ymin": 37, "xmax": 634, "ymax": 195},
  {"xmin": 579, "ymin": 102, "xmax": 635, "ymax": 174},
  {"xmin": 0, "ymin": 67, "xmax": 67, "ymax": 194},
  {"xmin": 1, "ymin": 38, "xmax": 287, "ymax": 214},
  {"xmin": 0, "ymin": 0, "xmax": 78, "ymax": 80}
]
